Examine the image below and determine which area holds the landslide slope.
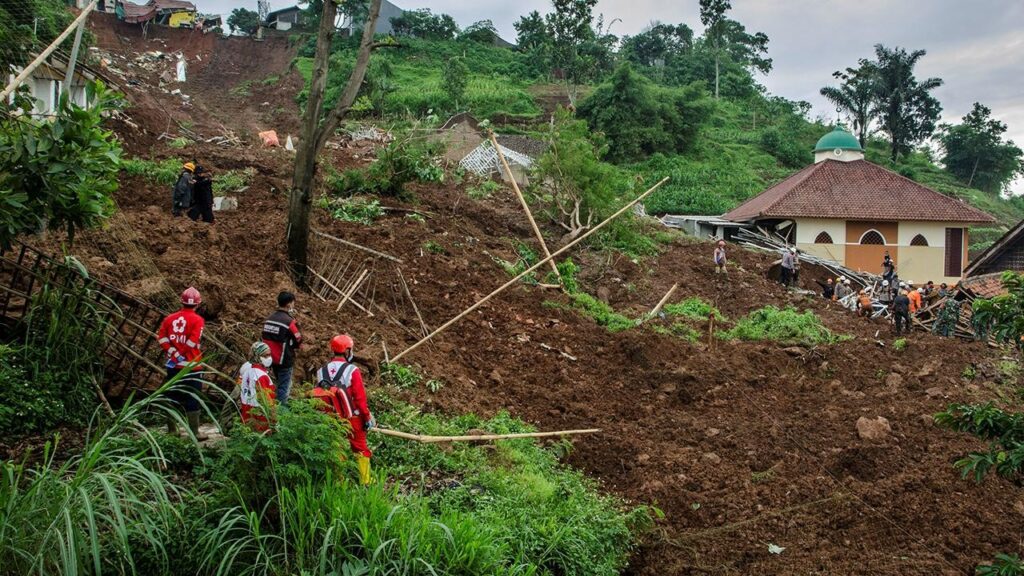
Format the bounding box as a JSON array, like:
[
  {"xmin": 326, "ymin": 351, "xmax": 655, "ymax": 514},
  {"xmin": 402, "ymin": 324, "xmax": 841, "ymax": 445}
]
[{"xmin": 67, "ymin": 19, "xmax": 1023, "ymax": 575}]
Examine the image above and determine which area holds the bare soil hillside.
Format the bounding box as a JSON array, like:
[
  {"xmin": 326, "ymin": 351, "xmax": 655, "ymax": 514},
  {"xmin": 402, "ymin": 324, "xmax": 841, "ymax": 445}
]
[{"xmin": 54, "ymin": 18, "xmax": 1024, "ymax": 575}]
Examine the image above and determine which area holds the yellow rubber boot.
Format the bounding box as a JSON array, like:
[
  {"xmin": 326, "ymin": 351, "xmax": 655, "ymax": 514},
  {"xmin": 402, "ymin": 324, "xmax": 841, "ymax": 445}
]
[{"xmin": 356, "ymin": 455, "xmax": 372, "ymax": 485}]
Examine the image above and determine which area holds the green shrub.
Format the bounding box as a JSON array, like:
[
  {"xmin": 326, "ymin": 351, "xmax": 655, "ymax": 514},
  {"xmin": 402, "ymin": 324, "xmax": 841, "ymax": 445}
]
[
  {"xmin": 934, "ymin": 402, "xmax": 1024, "ymax": 482},
  {"xmin": 977, "ymin": 553, "xmax": 1024, "ymax": 575},
  {"xmin": 317, "ymin": 196, "xmax": 384, "ymax": 225},
  {"xmin": 664, "ymin": 297, "xmax": 724, "ymax": 321},
  {"xmin": 567, "ymin": 292, "xmax": 636, "ymax": 332},
  {"xmin": 381, "ymin": 362, "xmax": 422, "ymax": 389},
  {"xmin": 468, "ymin": 179, "xmax": 501, "ymax": 199},
  {"xmin": 893, "ymin": 338, "xmax": 908, "ymax": 351},
  {"xmin": 721, "ymin": 306, "xmax": 845, "ymax": 345},
  {"xmin": 212, "ymin": 167, "xmax": 255, "ymax": 196},
  {"xmin": 167, "ymin": 136, "xmax": 190, "ymax": 149},
  {"xmin": 422, "ymin": 240, "xmax": 446, "ymax": 254},
  {"xmin": 120, "ymin": 157, "xmax": 181, "ymax": 186},
  {"xmin": 213, "ymin": 399, "xmax": 349, "ymax": 507},
  {"xmin": 328, "ymin": 140, "xmax": 443, "ymax": 199}
]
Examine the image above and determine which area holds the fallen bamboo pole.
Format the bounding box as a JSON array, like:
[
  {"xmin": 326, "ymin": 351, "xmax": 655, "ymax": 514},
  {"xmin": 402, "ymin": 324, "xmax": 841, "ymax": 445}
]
[
  {"xmin": 489, "ymin": 132, "xmax": 560, "ymax": 282},
  {"xmin": 373, "ymin": 427, "xmax": 601, "ymax": 443},
  {"xmin": 337, "ymin": 269, "xmax": 368, "ymax": 312},
  {"xmin": 308, "ymin": 265, "xmax": 374, "ymax": 317},
  {"xmin": 647, "ymin": 283, "xmax": 678, "ymax": 318},
  {"xmin": 391, "ymin": 177, "xmax": 669, "ymax": 363},
  {"xmin": 313, "ymin": 230, "xmax": 403, "ymax": 263}
]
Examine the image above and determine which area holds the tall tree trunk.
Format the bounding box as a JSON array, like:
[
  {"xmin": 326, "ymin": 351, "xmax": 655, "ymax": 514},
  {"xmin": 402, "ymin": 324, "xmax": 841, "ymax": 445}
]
[
  {"xmin": 287, "ymin": 0, "xmax": 384, "ymax": 285},
  {"xmin": 714, "ymin": 52, "xmax": 720, "ymax": 99},
  {"xmin": 967, "ymin": 156, "xmax": 980, "ymax": 188}
]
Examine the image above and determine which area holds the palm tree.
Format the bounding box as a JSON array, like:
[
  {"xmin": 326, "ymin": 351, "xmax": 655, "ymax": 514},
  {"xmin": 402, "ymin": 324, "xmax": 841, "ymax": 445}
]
[
  {"xmin": 868, "ymin": 45, "xmax": 943, "ymax": 162},
  {"xmin": 819, "ymin": 65, "xmax": 876, "ymax": 148}
]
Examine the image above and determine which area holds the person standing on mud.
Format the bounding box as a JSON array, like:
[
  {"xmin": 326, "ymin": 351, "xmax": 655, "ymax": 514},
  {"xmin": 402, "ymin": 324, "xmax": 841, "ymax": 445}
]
[
  {"xmin": 157, "ymin": 287, "xmax": 207, "ymax": 439},
  {"xmin": 893, "ymin": 289, "xmax": 912, "ymax": 335},
  {"xmin": 172, "ymin": 162, "xmax": 195, "ymax": 217},
  {"xmin": 188, "ymin": 165, "xmax": 215, "ymax": 224},
  {"xmin": 780, "ymin": 248, "xmax": 795, "ymax": 286},
  {"xmin": 713, "ymin": 240, "xmax": 728, "ymax": 275},
  {"xmin": 262, "ymin": 291, "xmax": 303, "ymax": 405}
]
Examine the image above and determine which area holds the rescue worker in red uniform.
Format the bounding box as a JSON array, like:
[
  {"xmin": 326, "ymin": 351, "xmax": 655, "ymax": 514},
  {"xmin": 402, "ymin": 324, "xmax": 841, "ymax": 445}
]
[
  {"xmin": 238, "ymin": 341, "xmax": 276, "ymax": 431},
  {"xmin": 312, "ymin": 334, "xmax": 376, "ymax": 485},
  {"xmin": 157, "ymin": 287, "xmax": 207, "ymax": 439}
]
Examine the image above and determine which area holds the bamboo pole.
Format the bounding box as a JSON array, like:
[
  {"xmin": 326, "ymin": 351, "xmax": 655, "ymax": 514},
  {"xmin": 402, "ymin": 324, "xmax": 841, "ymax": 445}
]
[
  {"xmin": 390, "ymin": 177, "xmax": 669, "ymax": 363},
  {"xmin": 0, "ymin": 0, "xmax": 98, "ymax": 102},
  {"xmin": 489, "ymin": 132, "xmax": 560, "ymax": 281},
  {"xmin": 337, "ymin": 269, "xmax": 368, "ymax": 312},
  {"xmin": 308, "ymin": 265, "xmax": 374, "ymax": 317},
  {"xmin": 373, "ymin": 427, "xmax": 601, "ymax": 443},
  {"xmin": 647, "ymin": 283, "xmax": 678, "ymax": 318},
  {"xmin": 313, "ymin": 229, "xmax": 403, "ymax": 263}
]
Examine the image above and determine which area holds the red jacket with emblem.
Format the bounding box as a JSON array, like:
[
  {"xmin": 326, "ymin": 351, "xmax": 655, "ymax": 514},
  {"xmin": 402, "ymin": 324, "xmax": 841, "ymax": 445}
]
[
  {"xmin": 312, "ymin": 357, "xmax": 370, "ymax": 422},
  {"xmin": 157, "ymin": 308, "xmax": 205, "ymax": 369}
]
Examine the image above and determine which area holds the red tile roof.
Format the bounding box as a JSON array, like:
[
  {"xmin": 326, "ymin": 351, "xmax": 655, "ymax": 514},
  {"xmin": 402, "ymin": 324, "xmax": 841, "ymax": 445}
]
[
  {"xmin": 723, "ymin": 159, "xmax": 995, "ymax": 224},
  {"xmin": 961, "ymin": 272, "xmax": 1007, "ymax": 298}
]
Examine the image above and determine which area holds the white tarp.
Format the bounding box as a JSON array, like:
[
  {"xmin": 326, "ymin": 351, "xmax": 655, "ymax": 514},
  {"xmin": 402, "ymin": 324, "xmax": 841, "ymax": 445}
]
[{"xmin": 176, "ymin": 57, "xmax": 186, "ymax": 82}]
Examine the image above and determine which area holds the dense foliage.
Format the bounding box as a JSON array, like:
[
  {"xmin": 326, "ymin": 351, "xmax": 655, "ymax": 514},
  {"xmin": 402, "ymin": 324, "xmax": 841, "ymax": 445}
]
[
  {"xmin": 0, "ymin": 0, "xmax": 78, "ymax": 73},
  {"xmin": 577, "ymin": 64, "xmax": 713, "ymax": 162},
  {"xmin": 0, "ymin": 82, "xmax": 122, "ymax": 245},
  {"xmin": 970, "ymin": 271, "xmax": 1024, "ymax": 350},
  {"xmin": 939, "ymin": 103, "xmax": 1024, "ymax": 194},
  {"xmin": 721, "ymin": 306, "xmax": 845, "ymax": 345},
  {"xmin": 227, "ymin": 7, "xmax": 260, "ymax": 35},
  {"xmin": 389, "ymin": 8, "xmax": 457, "ymax": 40}
]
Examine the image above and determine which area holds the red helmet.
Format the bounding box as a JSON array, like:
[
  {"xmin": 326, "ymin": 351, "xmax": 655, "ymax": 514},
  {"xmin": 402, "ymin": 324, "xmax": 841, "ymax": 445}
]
[
  {"xmin": 181, "ymin": 286, "xmax": 202, "ymax": 307},
  {"xmin": 330, "ymin": 334, "xmax": 354, "ymax": 355}
]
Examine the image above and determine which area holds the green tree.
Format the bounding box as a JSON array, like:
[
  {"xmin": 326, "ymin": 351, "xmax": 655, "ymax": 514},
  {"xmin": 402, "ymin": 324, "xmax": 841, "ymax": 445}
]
[
  {"xmin": 866, "ymin": 45, "xmax": 943, "ymax": 162},
  {"xmin": 442, "ymin": 56, "xmax": 469, "ymax": 108},
  {"xmin": 820, "ymin": 64, "xmax": 877, "ymax": 148},
  {"xmin": 620, "ymin": 22, "xmax": 694, "ymax": 71},
  {"xmin": 939, "ymin": 103, "xmax": 1024, "ymax": 193},
  {"xmin": 0, "ymin": 82, "xmax": 122, "ymax": 244},
  {"xmin": 0, "ymin": 0, "xmax": 76, "ymax": 73},
  {"xmin": 533, "ymin": 108, "xmax": 624, "ymax": 241},
  {"xmin": 546, "ymin": 0, "xmax": 601, "ymax": 103},
  {"xmin": 576, "ymin": 64, "xmax": 712, "ymax": 162},
  {"xmin": 698, "ymin": 0, "xmax": 771, "ymax": 99},
  {"xmin": 459, "ymin": 20, "xmax": 498, "ymax": 44},
  {"xmin": 227, "ymin": 7, "xmax": 260, "ymax": 35},
  {"xmin": 514, "ymin": 10, "xmax": 552, "ymax": 76},
  {"xmin": 389, "ymin": 8, "xmax": 457, "ymax": 40},
  {"xmin": 698, "ymin": 0, "xmax": 730, "ymax": 99}
]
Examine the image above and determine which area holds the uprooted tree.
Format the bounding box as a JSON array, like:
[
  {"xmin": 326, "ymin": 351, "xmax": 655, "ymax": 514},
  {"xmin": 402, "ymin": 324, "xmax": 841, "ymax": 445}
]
[{"xmin": 288, "ymin": 0, "xmax": 386, "ymax": 285}]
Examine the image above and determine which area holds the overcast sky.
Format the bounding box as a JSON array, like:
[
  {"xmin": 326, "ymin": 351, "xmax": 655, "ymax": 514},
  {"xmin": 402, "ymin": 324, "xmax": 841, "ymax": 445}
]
[{"xmin": 201, "ymin": 0, "xmax": 1024, "ymax": 190}]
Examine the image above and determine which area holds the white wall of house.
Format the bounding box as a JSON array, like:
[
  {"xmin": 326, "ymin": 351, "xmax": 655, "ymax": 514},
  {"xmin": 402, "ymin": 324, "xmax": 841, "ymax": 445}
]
[{"xmin": 795, "ymin": 217, "xmax": 846, "ymax": 262}]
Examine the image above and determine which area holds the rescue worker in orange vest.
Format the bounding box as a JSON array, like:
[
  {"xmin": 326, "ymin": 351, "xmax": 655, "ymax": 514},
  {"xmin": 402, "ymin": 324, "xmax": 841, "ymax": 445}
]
[
  {"xmin": 157, "ymin": 287, "xmax": 207, "ymax": 439},
  {"xmin": 311, "ymin": 334, "xmax": 376, "ymax": 485},
  {"xmin": 908, "ymin": 285, "xmax": 923, "ymax": 315},
  {"xmin": 238, "ymin": 341, "xmax": 276, "ymax": 431}
]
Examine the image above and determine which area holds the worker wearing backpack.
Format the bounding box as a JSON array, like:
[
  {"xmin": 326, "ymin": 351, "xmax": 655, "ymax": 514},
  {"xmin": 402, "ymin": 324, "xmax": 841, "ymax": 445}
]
[
  {"xmin": 172, "ymin": 162, "xmax": 195, "ymax": 216},
  {"xmin": 311, "ymin": 334, "xmax": 376, "ymax": 485}
]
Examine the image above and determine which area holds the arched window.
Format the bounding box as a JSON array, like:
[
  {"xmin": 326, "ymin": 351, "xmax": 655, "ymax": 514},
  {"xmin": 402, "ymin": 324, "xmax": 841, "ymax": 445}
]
[
  {"xmin": 814, "ymin": 231, "xmax": 834, "ymax": 244},
  {"xmin": 860, "ymin": 230, "xmax": 885, "ymax": 245},
  {"xmin": 910, "ymin": 234, "xmax": 929, "ymax": 246}
]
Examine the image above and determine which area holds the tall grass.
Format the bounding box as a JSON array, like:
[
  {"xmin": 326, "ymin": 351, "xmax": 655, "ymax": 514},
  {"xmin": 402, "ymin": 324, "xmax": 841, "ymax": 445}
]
[{"xmin": 0, "ymin": 390, "xmax": 191, "ymax": 575}]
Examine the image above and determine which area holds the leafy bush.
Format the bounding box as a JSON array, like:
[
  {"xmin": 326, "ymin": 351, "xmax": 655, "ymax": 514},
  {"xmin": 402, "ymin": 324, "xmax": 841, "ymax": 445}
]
[
  {"xmin": 934, "ymin": 402, "xmax": 1024, "ymax": 482},
  {"xmin": 328, "ymin": 140, "xmax": 443, "ymax": 199},
  {"xmin": 468, "ymin": 179, "xmax": 502, "ymax": 199},
  {"xmin": 567, "ymin": 292, "xmax": 636, "ymax": 332},
  {"xmin": 120, "ymin": 157, "xmax": 181, "ymax": 185},
  {"xmin": 212, "ymin": 167, "xmax": 255, "ymax": 196},
  {"xmin": 213, "ymin": 399, "xmax": 349, "ymax": 507},
  {"xmin": 892, "ymin": 337, "xmax": 908, "ymax": 351},
  {"xmin": 721, "ymin": 306, "xmax": 845, "ymax": 345},
  {"xmin": 317, "ymin": 196, "xmax": 384, "ymax": 224},
  {"xmin": 381, "ymin": 362, "xmax": 422, "ymax": 389},
  {"xmin": 0, "ymin": 82, "xmax": 122, "ymax": 244},
  {"xmin": 977, "ymin": 553, "xmax": 1024, "ymax": 576},
  {"xmin": 664, "ymin": 297, "xmax": 725, "ymax": 321}
]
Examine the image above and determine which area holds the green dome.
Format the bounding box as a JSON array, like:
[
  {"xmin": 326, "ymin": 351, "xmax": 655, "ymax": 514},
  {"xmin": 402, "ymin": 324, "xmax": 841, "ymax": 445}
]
[{"xmin": 813, "ymin": 126, "xmax": 863, "ymax": 152}]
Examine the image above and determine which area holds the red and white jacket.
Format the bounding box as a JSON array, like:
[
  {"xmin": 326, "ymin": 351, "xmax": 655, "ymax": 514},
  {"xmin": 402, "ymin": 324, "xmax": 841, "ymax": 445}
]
[
  {"xmin": 312, "ymin": 357, "xmax": 370, "ymax": 422},
  {"xmin": 239, "ymin": 362, "xmax": 275, "ymax": 409},
  {"xmin": 157, "ymin": 308, "xmax": 205, "ymax": 369}
]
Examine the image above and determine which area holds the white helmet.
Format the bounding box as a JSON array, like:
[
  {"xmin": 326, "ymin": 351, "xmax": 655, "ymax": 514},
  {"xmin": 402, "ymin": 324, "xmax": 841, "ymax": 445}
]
[
  {"xmin": 882, "ymin": 280, "xmax": 890, "ymax": 287},
  {"xmin": 844, "ymin": 279, "xmax": 851, "ymax": 285}
]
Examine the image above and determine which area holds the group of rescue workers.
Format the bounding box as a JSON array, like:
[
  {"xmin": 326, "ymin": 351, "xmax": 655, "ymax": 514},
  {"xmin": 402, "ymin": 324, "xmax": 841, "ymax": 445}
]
[
  {"xmin": 157, "ymin": 287, "xmax": 376, "ymax": 485},
  {"xmin": 712, "ymin": 243, "xmax": 962, "ymax": 337},
  {"xmin": 172, "ymin": 161, "xmax": 216, "ymax": 223}
]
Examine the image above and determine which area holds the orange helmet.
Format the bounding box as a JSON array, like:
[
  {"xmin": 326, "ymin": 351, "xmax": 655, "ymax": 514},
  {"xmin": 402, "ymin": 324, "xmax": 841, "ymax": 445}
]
[
  {"xmin": 181, "ymin": 286, "xmax": 202, "ymax": 306},
  {"xmin": 330, "ymin": 334, "xmax": 354, "ymax": 355}
]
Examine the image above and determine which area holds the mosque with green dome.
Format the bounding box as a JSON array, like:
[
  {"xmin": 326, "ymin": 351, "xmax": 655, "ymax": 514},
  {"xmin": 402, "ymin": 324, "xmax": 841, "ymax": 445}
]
[{"xmin": 722, "ymin": 125, "xmax": 995, "ymax": 283}]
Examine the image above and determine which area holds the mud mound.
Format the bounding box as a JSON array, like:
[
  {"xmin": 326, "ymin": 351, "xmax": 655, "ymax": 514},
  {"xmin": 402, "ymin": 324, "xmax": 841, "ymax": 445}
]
[{"xmin": 51, "ymin": 13, "xmax": 1024, "ymax": 574}]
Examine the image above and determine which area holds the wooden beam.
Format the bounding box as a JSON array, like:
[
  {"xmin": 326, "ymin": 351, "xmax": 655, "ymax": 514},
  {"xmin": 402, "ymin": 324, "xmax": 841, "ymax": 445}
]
[
  {"xmin": 337, "ymin": 269, "xmax": 368, "ymax": 312},
  {"xmin": 313, "ymin": 229, "xmax": 402, "ymax": 263}
]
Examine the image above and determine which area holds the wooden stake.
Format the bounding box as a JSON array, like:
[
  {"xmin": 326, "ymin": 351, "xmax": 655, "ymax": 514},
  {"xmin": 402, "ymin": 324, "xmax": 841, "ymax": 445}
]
[
  {"xmin": 391, "ymin": 177, "xmax": 669, "ymax": 363},
  {"xmin": 396, "ymin": 266, "xmax": 429, "ymax": 337},
  {"xmin": 308, "ymin": 265, "xmax": 374, "ymax": 317},
  {"xmin": 313, "ymin": 229, "xmax": 403, "ymax": 263},
  {"xmin": 373, "ymin": 427, "xmax": 601, "ymax": 443},
  {"xmin": 647, "ymin": 283, "xmax": 678, "ymax": 319},
  {"xmin": 337, "ymin": 269, "xmax": 368, "ymax": 312},
  {"xmin": 489, "ymin": 132, "xmax": 560, "ymax": 281}
]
